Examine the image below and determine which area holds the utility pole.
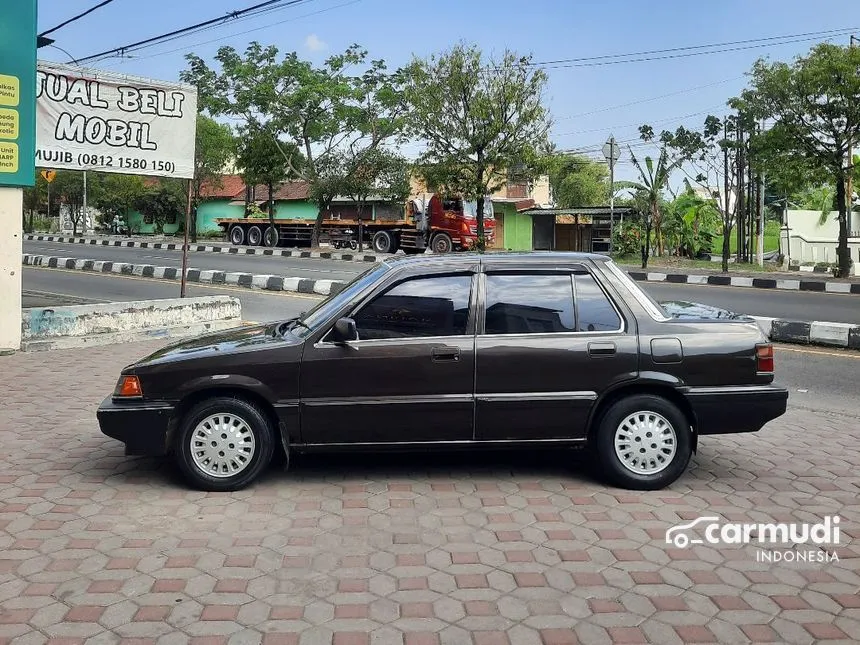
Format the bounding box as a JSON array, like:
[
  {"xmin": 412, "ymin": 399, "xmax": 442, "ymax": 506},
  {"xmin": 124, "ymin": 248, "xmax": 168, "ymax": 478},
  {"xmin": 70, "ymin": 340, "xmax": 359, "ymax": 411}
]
[
  {"xmin": 603, "ymin": 135, "xmax": 621, "ymax": 254},
  {"xmin": 82, "ymin": 171, "xmax": 87, "ymax": 235},
  {"xmin": 848, "ymin": 35, "xmax": 858, "ymax": 234},
  {"xmin": 736, "ymin": 124, "xmax": 745, "ymax": 264},
  {"xmin": 757, "ymin": 118, "xmax": 765, "ymax": 267}
]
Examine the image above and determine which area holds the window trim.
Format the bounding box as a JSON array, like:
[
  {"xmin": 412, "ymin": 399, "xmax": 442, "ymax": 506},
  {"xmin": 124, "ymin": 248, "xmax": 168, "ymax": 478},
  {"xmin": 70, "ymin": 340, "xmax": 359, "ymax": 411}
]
[
  {"xmin": 573, "ymin": 271, "xmax": 624, "ymax": 333},
  {"xmin": 478, "ymin": 268, "xmax": 626, "ymax": 337},
  {"xmin": 320, "ymin": 271, "xmax": 478, "ymax": 344}
]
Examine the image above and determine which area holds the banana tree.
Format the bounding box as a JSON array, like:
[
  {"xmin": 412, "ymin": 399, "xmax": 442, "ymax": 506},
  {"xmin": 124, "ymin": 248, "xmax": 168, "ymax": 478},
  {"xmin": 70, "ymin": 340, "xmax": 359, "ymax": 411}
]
[{"xmin": 627, "ymin": 144, "xmax": 687, "ymax": 266}]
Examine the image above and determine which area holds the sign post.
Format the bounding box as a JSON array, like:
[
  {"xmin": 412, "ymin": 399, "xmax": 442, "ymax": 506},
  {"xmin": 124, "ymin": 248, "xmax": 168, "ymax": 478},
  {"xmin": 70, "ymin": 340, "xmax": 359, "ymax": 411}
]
[
  {"xmin": 602, "ymin": 135, "xmax": 621, "ymax": 255},
  {"xmin": 0, "ymin": 0, "xmax": 37, "ymax": 352}
]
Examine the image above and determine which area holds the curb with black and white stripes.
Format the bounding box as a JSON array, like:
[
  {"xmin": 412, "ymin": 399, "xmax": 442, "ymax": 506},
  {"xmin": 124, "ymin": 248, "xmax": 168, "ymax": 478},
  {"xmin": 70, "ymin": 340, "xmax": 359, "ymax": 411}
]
[
  {"xmin": 751, "ymin": 316, "xmax": 859, "ymax": 350},
  {"xmin": 24, "ymin": 234, "xmax": 386, "ymax": 263},
  {"xmin": 26, "ymin": 234, "xmax": 860, "ymax": 295},
  {"xmin": 24, "ymin": 253, "xmax": 860, "ymax": 350},
  {"xmin": 625, "ymin": 270, "xmax": 860, "ymax": 295},
  {"xmin": 22, "ymin": 254, "xmax": 346, "ymax": 296}
]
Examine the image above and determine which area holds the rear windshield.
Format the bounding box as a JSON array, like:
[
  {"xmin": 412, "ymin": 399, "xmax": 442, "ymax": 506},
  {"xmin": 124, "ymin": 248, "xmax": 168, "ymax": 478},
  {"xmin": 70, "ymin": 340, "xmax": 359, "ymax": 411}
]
[{"xmin": 603, "ymin": 260, "xmax": 670, "ymax": 321}]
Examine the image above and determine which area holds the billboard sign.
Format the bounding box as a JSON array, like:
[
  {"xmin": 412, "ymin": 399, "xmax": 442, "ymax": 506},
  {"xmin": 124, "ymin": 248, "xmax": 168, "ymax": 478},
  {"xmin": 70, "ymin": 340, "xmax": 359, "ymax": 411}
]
[
  {"xmin": 36, "ymin": 61, "xmax": 197, "ymax": 179},
  {"xmin": 0, "ymin": 0, "xmax": 37, "ymax": 187}
]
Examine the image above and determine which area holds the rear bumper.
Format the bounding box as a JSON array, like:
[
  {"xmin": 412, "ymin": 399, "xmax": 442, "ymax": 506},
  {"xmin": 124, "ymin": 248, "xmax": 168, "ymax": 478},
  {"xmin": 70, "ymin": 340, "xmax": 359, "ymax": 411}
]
[
  {"xmin": 683, "ymin": 385, "xmax": 788, "ymax": 435},
  {"xmin": 97, "ymin": 396, "xmax": 175, "ymax": 456}
]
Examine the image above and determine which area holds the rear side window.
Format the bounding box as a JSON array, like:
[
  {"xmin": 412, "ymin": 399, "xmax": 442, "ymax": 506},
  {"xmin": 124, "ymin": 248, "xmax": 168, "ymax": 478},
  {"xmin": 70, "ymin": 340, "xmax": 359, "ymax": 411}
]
[
  {"xmin": 484, "ymin": 274, "xmax": 575, "ymax": 334},
  {"xmin": 352, "ymin": 274, "xmax": 472, "ymax": 340},
  {"xmin": 575, "ymin": 273, "xmax": 621, "ymax": 332}
]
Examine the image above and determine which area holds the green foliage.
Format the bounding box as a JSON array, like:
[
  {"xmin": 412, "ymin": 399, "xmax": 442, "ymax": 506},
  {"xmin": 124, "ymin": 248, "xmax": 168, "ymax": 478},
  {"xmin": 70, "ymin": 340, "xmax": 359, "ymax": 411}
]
[
  {"xmin": 342, "ymin": 148, "xmax": 410, "ymax": 212},
  {"xmin": 739, "ymin": 43, "xmax": 860, "ymax": 277},
  {"xmin": 182, "ymin": 42, "xmax": 407, "ymax": 244},
  {"xmin": 547, "ymin": 155, "xmax": 608, "ymax": 207},
  {"xmin": 612, "ymin": 220, "xmax": 645, "ymax": 256},
  {"xmin": 405, "ymin": 43, "xmax": 552, "ymax": 248},
  {"xmin": 51, "ymin": 171, "xmax": 86, "ymax": 234},
  {"xmin": 90, "ymin": 173, "xmax": 146, "ymax": 228},
  {"xmin": 193, "ymin": 115, "xmax": 235, "ymax": 241},
  {"xmin": 662, "ymin": 190, "xmax": 721, "ymax": 258},
  {"xmin": 134, "ymin": 180, "xmax": 185, "ymax": 235}
]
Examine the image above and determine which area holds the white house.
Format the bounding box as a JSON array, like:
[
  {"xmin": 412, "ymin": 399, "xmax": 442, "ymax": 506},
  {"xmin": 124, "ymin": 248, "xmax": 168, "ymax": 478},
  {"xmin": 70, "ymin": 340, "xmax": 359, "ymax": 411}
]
[{"xmin": 780, "ymin": 209, "xmax": 860, "ymax": 274}]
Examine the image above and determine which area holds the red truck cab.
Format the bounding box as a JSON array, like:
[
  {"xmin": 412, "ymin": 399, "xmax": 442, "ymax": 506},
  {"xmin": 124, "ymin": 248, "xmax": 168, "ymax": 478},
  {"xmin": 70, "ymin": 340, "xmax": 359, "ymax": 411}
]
[{"xmin": 410, "ymin": 193, "xmax": 496, "ymax": 253}]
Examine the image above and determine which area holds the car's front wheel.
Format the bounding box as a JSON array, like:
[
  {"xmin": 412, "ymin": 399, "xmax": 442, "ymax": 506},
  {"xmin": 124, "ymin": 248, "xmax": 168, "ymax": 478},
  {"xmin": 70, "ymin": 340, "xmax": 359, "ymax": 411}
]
[
  {"xmin": 594, "ymin": 394, "xmax": 692, "ymax": 490},
  {"xmin": 175, "ymin": 397, "xmax": 275, "ymax": 491}
]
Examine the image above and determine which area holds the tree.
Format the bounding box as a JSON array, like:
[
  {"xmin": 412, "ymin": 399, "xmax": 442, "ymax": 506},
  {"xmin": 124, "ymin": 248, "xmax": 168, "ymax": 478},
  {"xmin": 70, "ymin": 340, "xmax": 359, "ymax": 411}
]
[
  {"xmin": 135, "ymin": 181, "xmax": 185, "ymax": 235},
  {"xmin": 405, "ymin": 44, "xmax": 552, "ymax": 250},
  {"xmin": 52, "ymin": 171, "xmax": 86, "ymax": 236},
  {"xmin": 626, "ymin": 125, "xmax": 695, "ymax": 266},
  {"xmin": 739, "ymin": 43, "xmax": 860, "ymax": 277},
  {"xmin": 90, "ymin": 173, "xmax": 146, "ymax": 233},
  {"xmin": 235, "ymin": 124, "xmax": 297, "ymax": 245},
  {"xmin": 182, "ymin": 43, "xmax": 407, "ymax": 246},
  {"xmin": 192, "ymin": 115, "xmax": 235, "ymax": 242},
  {"xmin": 22, "ymin": 173, "xmax": 47, "ymax": 233},
  {"xmin": 547, "ymin": 155, "xmax": 609, "ymax": 207},
  {"xmin": 341, "ymin": 148, "xmax": 410, "ymax": 249}
]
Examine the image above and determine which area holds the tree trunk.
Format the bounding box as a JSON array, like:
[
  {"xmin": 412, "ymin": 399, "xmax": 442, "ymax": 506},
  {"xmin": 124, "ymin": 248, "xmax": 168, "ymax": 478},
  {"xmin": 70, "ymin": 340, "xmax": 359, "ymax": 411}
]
[
  {"xmin": 721, "ymin": 220, "xmax": 731, "ymax": 273},
  {"xmin": 190, "ymin": 207, "xmax": 198, "ymax": 244},
  {"xmin": 476, "ymin": 156, "xmax": 486, "ymax": 252},
  {"xmin": 311, "ymin": 200, "xmax": 329, "ymax": 248},
  {"xmin": 836, "ymin": 170, "xmax": 850, "ymax": 277},
  {"xmin": 641, "ymin": 209, "xmax": 654, "ymax": 269},
  {"xmin": 27, "ymin": 210, "xmax": 34, "ymax": 234},
  {"xmin": 267, "ymin": 181, "xmax": 276, "ymax": 247}
]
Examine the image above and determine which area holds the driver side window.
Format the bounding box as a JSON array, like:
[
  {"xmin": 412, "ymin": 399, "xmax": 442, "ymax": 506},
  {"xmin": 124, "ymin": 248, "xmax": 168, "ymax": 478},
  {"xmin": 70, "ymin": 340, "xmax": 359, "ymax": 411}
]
[{"xmin": 351, "ymin": 274, "xmax": 473, "ymax": 340}]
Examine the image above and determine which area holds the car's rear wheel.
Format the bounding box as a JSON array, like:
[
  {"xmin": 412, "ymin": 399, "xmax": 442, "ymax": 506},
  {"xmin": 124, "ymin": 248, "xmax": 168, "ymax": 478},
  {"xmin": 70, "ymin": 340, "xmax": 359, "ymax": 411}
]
[
  {"xmin": 594, "ymin": 394, "xmax": 691, "ymax": 490},
  {"xmin": 175, "ymin": 397, "xmax": 275, "ymax": 492}
]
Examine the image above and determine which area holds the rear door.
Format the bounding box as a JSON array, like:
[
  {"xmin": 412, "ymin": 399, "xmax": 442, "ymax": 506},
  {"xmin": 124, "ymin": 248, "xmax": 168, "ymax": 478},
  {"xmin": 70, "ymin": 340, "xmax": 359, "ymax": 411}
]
[{"xmin": 475, "ymin": 266, "xmax": 638, "ymax": 441}]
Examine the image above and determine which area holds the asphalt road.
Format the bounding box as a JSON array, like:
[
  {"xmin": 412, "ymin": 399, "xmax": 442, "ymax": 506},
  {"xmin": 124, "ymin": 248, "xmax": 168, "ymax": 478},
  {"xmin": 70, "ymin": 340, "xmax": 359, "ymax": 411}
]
[
  {"xmin": 23, "ymin": 267, "xmax": 320, "ymax": 324},
  {"xmin": 24, "ymin": 240, "xmax": 363, "ymax": 282},
  {"xmin": 22, "ymin": 239, "xmax": 860, "ymax": 323}
]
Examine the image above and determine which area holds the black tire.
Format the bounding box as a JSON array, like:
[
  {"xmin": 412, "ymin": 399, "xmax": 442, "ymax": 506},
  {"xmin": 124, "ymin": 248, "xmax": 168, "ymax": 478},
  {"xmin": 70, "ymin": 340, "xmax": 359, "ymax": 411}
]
[
  {"xmin": 264, "ymin": 226, "xmax": 279, "ymax": 247},
  {"xmin": 247, "ymin": 225, "xmax": 263, "ymax": 246},
  {"xmin": 372, "ymin": 230, "xmax": 396, "ymax": 254},
  {"xmin": 175, "ymin": 397, "xmax": 275, "ymax": 492},
  {"xmin": 431, "ymin": 233, "xmax": 453, "ymax": 254},
  {"xmin": 229, "ymin": 225, "xmax": 245, "ymax": 246},
  {"xmin": 593, "ymin": 394, "xmax": 692, "ymax": 490}
]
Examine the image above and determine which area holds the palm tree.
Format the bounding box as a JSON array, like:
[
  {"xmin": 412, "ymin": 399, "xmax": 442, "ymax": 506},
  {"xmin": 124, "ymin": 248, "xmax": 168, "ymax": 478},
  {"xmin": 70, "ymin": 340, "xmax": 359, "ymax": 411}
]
[{"xmin": 627, "ymin": 145, "xmax": 687, "ymax": 267}]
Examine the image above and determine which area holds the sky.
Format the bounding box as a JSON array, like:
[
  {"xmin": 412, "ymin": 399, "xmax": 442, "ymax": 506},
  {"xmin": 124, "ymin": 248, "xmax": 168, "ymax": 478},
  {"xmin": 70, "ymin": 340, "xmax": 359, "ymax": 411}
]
[{"xmin": 35, "ymin": 0, "xmax": 860, "ymax": 184}]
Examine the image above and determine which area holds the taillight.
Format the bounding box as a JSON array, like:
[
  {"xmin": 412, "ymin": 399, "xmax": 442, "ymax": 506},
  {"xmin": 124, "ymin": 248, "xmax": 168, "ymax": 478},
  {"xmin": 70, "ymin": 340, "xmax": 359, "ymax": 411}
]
[
  {"xmin": 756, "ymin": 344, "xmax": 774, "ymax": 373},
  {"xmin": 114, "ymin": 375, "xmax": 143, "ymax": 398}
]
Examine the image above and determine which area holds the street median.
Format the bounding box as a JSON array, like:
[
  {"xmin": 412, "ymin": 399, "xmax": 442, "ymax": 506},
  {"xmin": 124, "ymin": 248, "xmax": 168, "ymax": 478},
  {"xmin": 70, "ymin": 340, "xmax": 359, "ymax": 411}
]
[
  {"xmin": 22, "ymin": 253, "xmax": 347, "ymax": 297},
  {"xmin": 21, "ymin": 295, "xmax": 242, "ymax": 352}
]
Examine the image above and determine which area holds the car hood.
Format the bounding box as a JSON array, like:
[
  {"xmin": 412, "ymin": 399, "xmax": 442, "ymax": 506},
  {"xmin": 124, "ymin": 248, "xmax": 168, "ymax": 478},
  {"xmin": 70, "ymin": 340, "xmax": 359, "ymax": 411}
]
[
  {"xmin": 130, "ymin": 322, "xmax": 299, "ymax": 368},
  {"xmin": 660, "ymin": 300, "xmax": 754, "ymax": 321}
]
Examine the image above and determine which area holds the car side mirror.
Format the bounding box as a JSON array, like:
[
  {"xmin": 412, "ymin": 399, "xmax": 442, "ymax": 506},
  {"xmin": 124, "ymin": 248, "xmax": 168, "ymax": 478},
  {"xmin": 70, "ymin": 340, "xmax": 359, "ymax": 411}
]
[{"xmin": 331, "ymin": 317, "xmax": 358, "ymax": 344}]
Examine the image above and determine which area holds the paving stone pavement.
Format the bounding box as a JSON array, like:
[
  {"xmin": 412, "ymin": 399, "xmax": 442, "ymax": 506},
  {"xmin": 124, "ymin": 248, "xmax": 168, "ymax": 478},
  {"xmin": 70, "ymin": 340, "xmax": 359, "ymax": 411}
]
[{"xmin": 0, "ymin": 342, "xmax": 858, "ymax": 645}]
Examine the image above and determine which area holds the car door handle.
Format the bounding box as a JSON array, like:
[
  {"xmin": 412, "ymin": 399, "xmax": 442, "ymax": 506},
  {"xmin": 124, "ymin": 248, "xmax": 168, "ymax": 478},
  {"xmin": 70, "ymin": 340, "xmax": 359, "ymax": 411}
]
[
  {"xmin": 588, "ymin": 341, "xmax": 616, "ymax": 357},
  {"xmin": 431, "ymin": 346, "xmax": 460, "ymax": 362}
]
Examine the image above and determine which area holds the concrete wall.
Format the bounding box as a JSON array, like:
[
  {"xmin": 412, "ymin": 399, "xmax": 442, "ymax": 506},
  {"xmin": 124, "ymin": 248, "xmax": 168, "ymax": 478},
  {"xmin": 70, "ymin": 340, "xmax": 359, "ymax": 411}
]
[
  {"xmin": 21, "ymin": 296, "xmax": 242, "ymax": 351},
  {"xmin": 0, "ymin": 187, "xmax": 22, "ymax": 352},
  {"xmin": 781, "ymin": 209, "xmax": 860, "ymax": 273}
]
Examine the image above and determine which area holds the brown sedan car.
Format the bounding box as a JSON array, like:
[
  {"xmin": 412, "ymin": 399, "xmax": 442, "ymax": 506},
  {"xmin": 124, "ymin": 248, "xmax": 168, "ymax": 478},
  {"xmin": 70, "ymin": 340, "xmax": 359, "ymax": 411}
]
[{"xmin": 98, "ymin": 253, "xmax": 788, "ymax": 491}]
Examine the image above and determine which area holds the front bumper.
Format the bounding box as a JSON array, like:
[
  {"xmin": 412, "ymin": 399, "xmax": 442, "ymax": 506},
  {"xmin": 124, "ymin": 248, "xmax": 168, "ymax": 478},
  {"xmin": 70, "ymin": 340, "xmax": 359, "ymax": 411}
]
[
  {"xmin": 683, "ymin": 384, "xmax": 789, "ymax": 435},
  {"xmin": 97, "ymin": 396, "xmax": 175, "ymax": 456}
]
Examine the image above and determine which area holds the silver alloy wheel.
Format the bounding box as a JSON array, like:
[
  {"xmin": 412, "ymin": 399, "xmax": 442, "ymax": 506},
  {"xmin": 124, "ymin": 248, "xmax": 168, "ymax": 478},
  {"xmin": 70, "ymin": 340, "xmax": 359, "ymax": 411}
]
[
  {"xmin": 613, "ymin": 411, "xmax": 677, "ymax": 475},
  {"xmin": 190, "ymin": 413, "xmax": 256, "ymax": 478}
]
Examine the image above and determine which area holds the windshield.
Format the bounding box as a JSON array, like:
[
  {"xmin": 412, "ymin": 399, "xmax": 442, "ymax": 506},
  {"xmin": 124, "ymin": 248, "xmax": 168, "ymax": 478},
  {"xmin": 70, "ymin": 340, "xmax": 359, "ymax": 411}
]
[
  {"xmin": 603, "ymin": 260, "xmax": 670, "ymax": 321},
  {"xmin": 462, "ymin": 199, "xmax": 495, "ymax": 220},
  {"xmin": 287, "ymin": 263, "xmax": 391, "ymax": 338}
]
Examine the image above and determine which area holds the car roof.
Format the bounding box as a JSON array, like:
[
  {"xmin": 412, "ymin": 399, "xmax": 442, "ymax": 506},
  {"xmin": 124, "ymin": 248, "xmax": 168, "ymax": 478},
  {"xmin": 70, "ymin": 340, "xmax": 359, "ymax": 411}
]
[{"xmin": 381, "ymin": 251, "xmax": 610, "ymax": 270}]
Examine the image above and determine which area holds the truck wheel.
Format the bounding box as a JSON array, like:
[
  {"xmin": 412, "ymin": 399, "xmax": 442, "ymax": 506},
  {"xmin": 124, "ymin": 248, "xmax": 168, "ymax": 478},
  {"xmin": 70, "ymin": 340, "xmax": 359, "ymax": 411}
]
[
  {"xmin": 175, "ymin": 396, "xmax": 275, "ymax": 492},
  {"xmin": 593, "ymin": 394, "xmax": 692, "ymax": 491},
  {"xmin": 372, "ymin": 231, "xmax": 396, "ymax": 254},
  {"xmin": 229, "ymin": 225, "xmax": 245, "ymax": 246},
  {"xmin": 247, "ymin": 225, "xmax": 262, "ymax": 246},
  {"xmin": 431, "ymin": 233, "xmax": 453, "ymax": 254},
  {"xmin": 264, "ymin": 226, "xmax": 279, "ymax": 247}
]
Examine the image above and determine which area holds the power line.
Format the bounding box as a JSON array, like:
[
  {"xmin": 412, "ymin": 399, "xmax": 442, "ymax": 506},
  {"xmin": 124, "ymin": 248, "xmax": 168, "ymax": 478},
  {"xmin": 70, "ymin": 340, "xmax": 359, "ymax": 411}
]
[
  {"xmin": 554, "ymin": 107, "xmax": 729, "ymax": 137},
  {"xmin": 120, "ymin": 0, "xmax": 362, "ymax": 62},
  {"xmin": 39, "ymin": 0, "xmax": 118, "ymax": 38},
  {"xmin": 555, "ymin": 77, "xmax": 742, "ymax": 121},
  {"xmin": 74, "ymin": 0, "xmax": 316, "ymax": 65},
  {"xmin": 526, "ymin": 27, "xmax": 858, "ymax": 69}
]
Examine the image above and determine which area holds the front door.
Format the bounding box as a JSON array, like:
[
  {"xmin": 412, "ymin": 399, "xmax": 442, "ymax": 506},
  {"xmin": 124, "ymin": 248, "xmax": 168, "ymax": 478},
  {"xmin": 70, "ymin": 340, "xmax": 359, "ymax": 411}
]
[
  {"xmin": 299, "ymin": 271, "xmax": 477, "ymax": 444},
  {"xmin": 475, "ymin": 269, "xmax": 638, "ymax": 441}
]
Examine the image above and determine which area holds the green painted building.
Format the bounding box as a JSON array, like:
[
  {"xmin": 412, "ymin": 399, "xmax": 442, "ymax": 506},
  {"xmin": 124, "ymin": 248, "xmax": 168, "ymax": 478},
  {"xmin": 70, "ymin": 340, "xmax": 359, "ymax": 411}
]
[{"xmin": 491, "ymin": 198, "xmax": 536, "ymax": 251}]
